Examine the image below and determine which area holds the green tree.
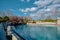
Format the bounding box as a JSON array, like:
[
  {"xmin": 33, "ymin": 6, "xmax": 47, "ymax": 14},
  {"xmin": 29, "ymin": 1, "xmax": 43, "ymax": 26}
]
[
  {"xmin": 0, "ymin": 17, "xmax": 2, "ymax": 22},
  {"xmin": 4, "ymin": 16, "xmax": 9, "ymax": 20},
  {"xmin": 2, "ymin": 16, "xmax": 9, "ymax": 22}
]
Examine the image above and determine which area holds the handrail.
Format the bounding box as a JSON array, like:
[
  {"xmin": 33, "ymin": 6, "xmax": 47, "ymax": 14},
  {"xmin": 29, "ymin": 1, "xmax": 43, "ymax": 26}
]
[
  {"xmin": 12, "ymin": 29, "xmax": 25, "ymax": 40},
  {"xmin": 1, "ymin": 22, "xmax": 25, "ymax": 40}
]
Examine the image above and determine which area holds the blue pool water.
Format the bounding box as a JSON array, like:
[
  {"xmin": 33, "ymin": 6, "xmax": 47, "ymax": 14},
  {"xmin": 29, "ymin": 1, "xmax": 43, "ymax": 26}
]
[
  {"xmin": 12, "ymin": 24, "xmax": 60, "ymax": 40},
  {"xmin": 0, "ymin": 23, "xmax": 60, "ymax": 40},
  {"xmin": 0, "ymin": 23, "xmax": 7, "ymax": 40}
]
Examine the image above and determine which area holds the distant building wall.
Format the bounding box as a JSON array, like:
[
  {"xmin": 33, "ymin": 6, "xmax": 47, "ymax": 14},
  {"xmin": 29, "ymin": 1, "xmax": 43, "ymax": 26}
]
[{"xmin": 57, "ymin": 17, "xmax": 60, "ymax": 25}]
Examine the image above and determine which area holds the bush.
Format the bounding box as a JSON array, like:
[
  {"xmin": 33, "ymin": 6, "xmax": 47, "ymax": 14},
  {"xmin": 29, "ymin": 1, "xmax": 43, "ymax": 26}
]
[
  {"xmin": 0, "ymin": 16, "xmax": 9, "ymax": 22},
  {"xmin": 0, "ymin": 17, "xmax": 2, "ymax": 22}
]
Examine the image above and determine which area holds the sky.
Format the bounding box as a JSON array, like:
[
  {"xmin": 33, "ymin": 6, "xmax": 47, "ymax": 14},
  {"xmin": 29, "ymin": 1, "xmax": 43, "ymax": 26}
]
[{"xmin": 0, "ymin": 0, "xmax": 60, "ymax": 20}]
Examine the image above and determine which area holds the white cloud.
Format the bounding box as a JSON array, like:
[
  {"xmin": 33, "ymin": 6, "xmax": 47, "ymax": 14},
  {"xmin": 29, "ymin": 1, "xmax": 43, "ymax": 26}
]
[
  {"xmin": 46, "ymin": 9, "xmax": 51, "ymax": 11},
  {"xmin": 30, "ymin": 0, "xmax": 60, "ymax": 19},
  {"xmin": 46, "ymin": 4, "xmax": 60, "ymax": 16},
  {"xmin": 30, "ymin": 14, "xmax": 35, "ymax": 17},
  {"xmin": 24, "ymin": 13, "xmax": 27, "ymax": 14},
  {"xmin": 29, "ymin": 7, "xmax": 58, "ymax": 20},
  {"xmin": 19, "ymin": 8, "xmax": 29, "ymax": 12},
  {"xmin": 19, "ymin": 7, "xmax": 38, "ymax": 12},
  {"xmin": 53, "ymin": 0, "xmax": 60, "ymax": 4},
  {"xmin": 26, "ymin": 0, "xmax": 30, "ymax": 2},
  {"xmin": 20, "ymin": 0, "xmax": 30, "ymax": 2},
  {"xmin": 34, "ymin": 0, "xmax": 60, "ymax": 7},
  {"xmin": 34, "ymin": 0, "xmax": 53, "ymax": 7},
  {"xmin": 30, "ymin": 7, "xmax": 38, "ymax": 11},
  {"xmin": 19, "ymin": 0, "xmax": 60, "ymax": 19}
]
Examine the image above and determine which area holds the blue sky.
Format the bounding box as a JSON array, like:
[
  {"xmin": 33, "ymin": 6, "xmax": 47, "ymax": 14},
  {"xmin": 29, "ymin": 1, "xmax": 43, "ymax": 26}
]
[
  {"xmin": 0, "ymin": 0, "xmax": 37, "ymax": 16},
  {"xmin": 0, "ymin": 0, "xmax": 60, "ymax": 20}
]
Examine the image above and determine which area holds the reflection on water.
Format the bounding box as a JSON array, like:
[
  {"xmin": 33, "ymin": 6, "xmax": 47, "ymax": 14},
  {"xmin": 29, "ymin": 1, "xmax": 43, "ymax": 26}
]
[
  {"xmin": 13, "ymin": 24, "xmax": 58, "ymax": 40},
  {"xmin": 0, "ymin": 23, "xmax": 60, "ymax": 40},
  {"xmin": 0, "ymin": 23, "xmax": 7, "ymax": 40}
]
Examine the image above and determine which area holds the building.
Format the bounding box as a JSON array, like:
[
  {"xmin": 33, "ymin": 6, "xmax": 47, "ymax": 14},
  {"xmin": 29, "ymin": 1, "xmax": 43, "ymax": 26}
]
[{"xmin": 57, "ymin": 17, "xmax": 60, "ymax": 25}]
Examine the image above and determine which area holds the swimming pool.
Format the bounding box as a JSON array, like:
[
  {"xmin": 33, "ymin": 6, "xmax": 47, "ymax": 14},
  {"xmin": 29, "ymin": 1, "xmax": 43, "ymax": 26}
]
[{"xmin": 11, "ymin": 24, "xmax": 60, "ymax": 40}]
